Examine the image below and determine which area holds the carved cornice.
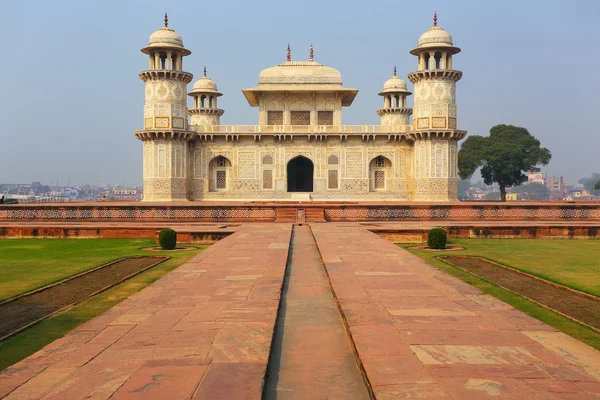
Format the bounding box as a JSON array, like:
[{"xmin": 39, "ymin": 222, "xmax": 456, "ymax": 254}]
[
  {"xmin": 139, "ymin": 70, "xmax": 194, "ymax": 84},
  {"xmin": 407, "ymin": 129, "xmax": 467, "ymax": 141},
  {"xmin": 134, "ymin": 130, "xmax": 196, "ymax": 141},
  {"xmin": 188, "ymin": 108, "xmax": 225, "ymax": 116},
  {"xmin": 408, "ymin": 70, "xmax": 462, "ymax": 84},
  {"xmin": 191, "ymin": 131, "xmax": 418, "ymax": 144},
  {"xmin": 376, "ymin": 107, "xmax": 413, "ymax": 116},
  {"xmin": 134, "ymin": 127, "xmax": 466, "ymax": 143}
]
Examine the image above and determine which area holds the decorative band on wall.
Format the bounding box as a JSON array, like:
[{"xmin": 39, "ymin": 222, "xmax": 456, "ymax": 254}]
[
  {"xmin": 1, "ymin": 205, "xmax": 599, "ymax": 222},
  {"xmin": 0, "ymin": 207, "xmax": 277, "ymax": 220},
  {"xmin": 324, "ymin": 206, "xmax": 600, "ymax": 220}
]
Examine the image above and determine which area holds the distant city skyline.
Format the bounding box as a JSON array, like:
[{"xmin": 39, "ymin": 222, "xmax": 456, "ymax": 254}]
[{"xmin": 0, "ymin": 0, "xmax": 597, "ymax": 186}]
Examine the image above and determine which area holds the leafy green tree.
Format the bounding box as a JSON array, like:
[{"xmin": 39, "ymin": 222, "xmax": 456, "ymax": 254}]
[
  {"xmin": 595, "ymin": 181, "xmax": 600, "ymax": 191},
  {"xmin": 458, "ymin": 125, "xmax": 551, "ymax": 201},
  {"xmin": 511, "ymin": 182, "xmax": 550, "ymax": 200}
]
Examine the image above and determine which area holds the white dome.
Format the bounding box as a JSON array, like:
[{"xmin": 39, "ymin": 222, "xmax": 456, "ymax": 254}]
[
  {"xmin": 189, "ymin": 73, "xmax": 222, "ymax": 97},
  {"xmin": 141, "ymin": 15, "xmax": 191, "ymax": 55},
  {"xmin": 378, "ymin": 70, "xmax": 411, "ymax": 96},
  {"xmin": 417, "ymin": 26, "xmax": 454, "ymax": 48},
  {"xmin": 258, "ymin": 61, "xmax": 342, "ymax": 85},
  {"xmin": 410, "ymin": 15, "xmax": 461, "ymax": 55},
  {"xmin": 193, "ymin": 77, "xmax": 218, "ymax": 92},
  {"xmin": 149, "ymin": 27, "xmax": 184, "ymax": 48},
  {"xmin": 383, "ymin": 75, "xmax": 408, "ymax": 92}
]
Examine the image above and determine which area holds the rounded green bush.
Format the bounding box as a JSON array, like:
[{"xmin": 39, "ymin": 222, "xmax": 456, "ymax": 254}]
[
  {"xmin": 158, "ymin": 228, "xmax": 177, "ymax": 250},
  {"xmin": 427, "ymin": 228, "xmax": 447, "ymax": 249}
]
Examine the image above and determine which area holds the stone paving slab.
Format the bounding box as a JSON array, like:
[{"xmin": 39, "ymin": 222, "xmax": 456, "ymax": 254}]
[
  {"xmin": 311, "ymin": 224, "xmax": 600, "ymax": 399},
  {"xmin": 0, "ymin": 224, "xmax": 291, "ymax": 400}
]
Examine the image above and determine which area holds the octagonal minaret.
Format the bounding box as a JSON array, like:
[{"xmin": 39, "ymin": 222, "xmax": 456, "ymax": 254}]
[
  {"xmin": 188, "ymin": 67, "xmax": 224, "ymax": 128},
  {"xmin": 134, "ymin": 14, "xmax": 195, "ymax": 201},
  {"xmin": 408, "ymin": 13, "xmax": 466, "ymax": 201},
  {"xmin": 376, "ymin": 66, "xmax": 413, "ymax": 126}
]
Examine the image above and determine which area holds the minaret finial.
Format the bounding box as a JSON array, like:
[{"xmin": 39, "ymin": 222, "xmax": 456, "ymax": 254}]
[
  {"xmin": 203, "ymin": 65, "xmax": 207, "ymax": 77},
  {"xmin": 309, "ymin": 43, "xmax": 314, "ymax": 61},
  {"xmin": 164, "ymin": 12, "xmax": 169, "ymax": 27},
  {"xmin": 287, "ymin": 43, "xmax": 291, "ymax": 62},
  {"xmin": 394, "ymin": 65, "xmax": 397, "ymax": 76},
  {"xmin": 433, "ymin": 11, "xmax": 437, "ymax": 26}
]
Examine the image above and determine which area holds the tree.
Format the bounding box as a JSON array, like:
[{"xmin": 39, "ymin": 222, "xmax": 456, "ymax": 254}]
[
  {"xmin": 458, "ymin": 125, "xmax": 551, "ymax": 202},
  {"xmin": 511, "ymin": 182, "xmax": 550, "ymax": 200},
  {"xmin": 595, "ymin": 181, "xmax": 600, "ymax": 191},
  {"xmin": 579, "ymin": 173, "xmax": 600, "ymax": 191}
]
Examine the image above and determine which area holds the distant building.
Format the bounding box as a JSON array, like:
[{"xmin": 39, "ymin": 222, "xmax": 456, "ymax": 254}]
[
  {"xmin": 111, "ymin": 187, "xmax": 142, "ymax": 201},
  {"xmin": 546, "ymin": 176, "xmax": 565, "ymax": 198},
  {"xmin": 50, "ymin": 187, "xmax": 79, "ymax": 199},
  {"xmin": 506, "ymin": 193, "xmax": 518, "ymax": 201},
  {"xmin": 564, "ymin": 187, "xmax": 592, "ymax": 200},
  {"xmin": 527, "ymin": 172, "xmax": 544, "ymax": 185}
]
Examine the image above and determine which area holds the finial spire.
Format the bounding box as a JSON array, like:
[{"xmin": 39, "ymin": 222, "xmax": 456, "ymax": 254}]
[
  {"xmin": 393, "ymin": 65, "xmax": 397, "ymax": 76},
  {"xmin": 203, "ymin": 65, "xmax": 207, "ymax": 77},
  {"xmin": 164, "ymin": 12, "xmax": 169, "ymax": 27},
  {"xmin": 433, "ymin": 11, "xmax": 437, "ymax": 26},
  {"xmin": 287, "ymin": 43, "xmax": 291, "ymax": 62},
  {"xmin": 309, "ymin": 43, "xmax": 314, "ymax": 61}
]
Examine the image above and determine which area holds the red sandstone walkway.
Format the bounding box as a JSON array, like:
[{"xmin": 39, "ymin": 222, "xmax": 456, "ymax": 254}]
[
  {"xmin": 312, "ymin": 224, "xmax": 600, "ymax": 399},
  {"xmin": 3, "ymin": 223, "xmax": 600, "ymax": 399},
  {"xmin": 0, "ymin": 224, "xmax": 291, "ymax": 399}
]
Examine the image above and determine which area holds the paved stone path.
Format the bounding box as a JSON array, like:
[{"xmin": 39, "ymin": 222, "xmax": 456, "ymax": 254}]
[
  {"xmin": 264, "ymin": 225, "xmax": 369, "ymax": 399},
  {"xmin": 2, "ymin": 223, "xmax": 600, "ymax": 399},
  {"xmin": 0, "ymin": 224, "xmax": 291, "ymax": 400},
  {"xmin": 312, "ymin": 224, "xmax": 600, "ymax": 399}
]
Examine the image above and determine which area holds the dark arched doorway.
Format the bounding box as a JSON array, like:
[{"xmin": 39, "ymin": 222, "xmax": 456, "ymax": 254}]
[{"xmin": 287, "ymin": 156, "xmax": 314, "ymax": 192}]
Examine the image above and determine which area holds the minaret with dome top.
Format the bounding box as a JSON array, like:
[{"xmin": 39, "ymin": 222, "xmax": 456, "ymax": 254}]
[
  {"xmin": 376, "ymin": 66, "xmax": 413, "ymax": 126},
  {"xmin": 188, "ymin": 67, "xmax": 224, "ymax": 127},
  {"xmin": 408, "ymin": 12, "xmax": 467, "ymax": 201},
  {"xmin": 134, "ymin": 13, "xmax": 195, "ymax": 201}
]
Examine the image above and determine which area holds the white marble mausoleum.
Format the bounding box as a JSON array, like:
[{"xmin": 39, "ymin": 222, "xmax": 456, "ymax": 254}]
[{"xmin": 135, "ymin": 13, "xmax": 467, "ymax": 201}]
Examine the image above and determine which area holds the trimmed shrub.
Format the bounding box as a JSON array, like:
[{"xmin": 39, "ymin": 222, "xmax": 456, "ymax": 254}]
[
  {"xmin": 158, "ymin": 228, "xmax": 177, "ymax": 250},
  {"xmin": 427, "ymin": 228, "xmax": 447, "ymax": 249}
]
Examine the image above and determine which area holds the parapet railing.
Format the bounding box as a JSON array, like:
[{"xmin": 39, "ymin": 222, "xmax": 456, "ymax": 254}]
[{"xmin": 191, "ymin": 125, "xmax": 413, "ymax": 134}]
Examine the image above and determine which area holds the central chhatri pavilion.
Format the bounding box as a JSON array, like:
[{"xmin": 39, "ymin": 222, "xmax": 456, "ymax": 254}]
[{"xmin": 135, "ymin": 13, "xmax": 466, "ymax": 201}]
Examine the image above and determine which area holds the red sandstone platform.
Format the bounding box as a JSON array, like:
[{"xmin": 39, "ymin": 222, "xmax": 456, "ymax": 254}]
[
  {"xmin": 2, "ymin": 200, "xmax": 599, "ymax": 241},
  {"xmin": 2, "ymin": 223, "xmax": 600, "ymax": 399},
  {"xmin": 1, "ymin": 200, "xmax": 599, "ymax": 224}
]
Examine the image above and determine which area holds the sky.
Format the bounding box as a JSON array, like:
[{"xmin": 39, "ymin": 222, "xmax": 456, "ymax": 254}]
[{"xmin": 0, "ymin": 0, "xmax": 597, "ymax": 186}]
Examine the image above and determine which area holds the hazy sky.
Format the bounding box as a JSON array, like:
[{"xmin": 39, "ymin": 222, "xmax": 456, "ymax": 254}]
[{"xmin": 0, "ymin": 0, "xmax": 597, "ymax": 186}]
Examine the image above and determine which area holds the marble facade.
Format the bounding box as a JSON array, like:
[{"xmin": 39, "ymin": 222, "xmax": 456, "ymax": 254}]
[{"xmin": 134, "ymin": 13, "xmax": 466, "ymax": 201}]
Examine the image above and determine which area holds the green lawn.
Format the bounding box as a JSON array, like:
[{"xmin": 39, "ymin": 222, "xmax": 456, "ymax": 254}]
[
  {"xmin": 408, "ymin": 238, "xmax": 600, "ymax": 297},
  {"xmin": 0, "ymin": 238, "xmax": 207, "ymax": 370},
  {"xmin": 0, "ymin": 239, "xmax": 177, "ymax": 301},
  {"xmin": 401, "ymin": 238, "xmax": 600, "ymax": 350}
]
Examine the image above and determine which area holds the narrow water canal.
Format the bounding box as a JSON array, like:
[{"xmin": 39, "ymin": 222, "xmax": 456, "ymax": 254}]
[{"xmin": 264, "ymin": 225, "xmax": 370, "ymax": 399}]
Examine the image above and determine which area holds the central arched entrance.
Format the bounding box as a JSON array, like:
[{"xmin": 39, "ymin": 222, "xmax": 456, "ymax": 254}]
[{"xmin": 287, "ymin": 156, "xmax": 314, "ymax": 192}]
